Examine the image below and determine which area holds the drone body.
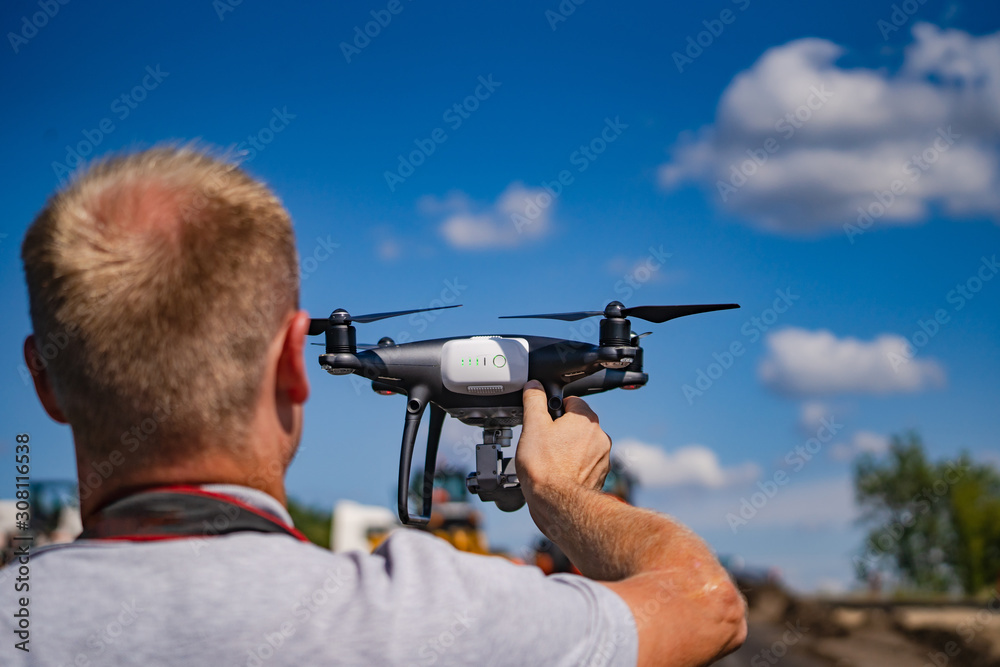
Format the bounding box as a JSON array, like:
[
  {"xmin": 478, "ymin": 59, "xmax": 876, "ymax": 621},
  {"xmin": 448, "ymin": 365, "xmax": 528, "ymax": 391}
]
[{"xmin": 311, "ymin": 301, "xmax": 738, "ymax": 525}]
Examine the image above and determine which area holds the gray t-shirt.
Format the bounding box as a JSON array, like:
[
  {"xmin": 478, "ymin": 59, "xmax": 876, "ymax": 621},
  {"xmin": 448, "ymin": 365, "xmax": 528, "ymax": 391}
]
[{"xmin": 0, "ymin": 485, "xmax": 638, "ymax": 666}]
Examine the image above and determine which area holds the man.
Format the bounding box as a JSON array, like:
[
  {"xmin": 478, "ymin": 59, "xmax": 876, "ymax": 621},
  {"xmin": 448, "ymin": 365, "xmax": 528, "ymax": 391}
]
[{"xmin": 3, "ymin": 146, "xmax": 746, "ymax": 666}]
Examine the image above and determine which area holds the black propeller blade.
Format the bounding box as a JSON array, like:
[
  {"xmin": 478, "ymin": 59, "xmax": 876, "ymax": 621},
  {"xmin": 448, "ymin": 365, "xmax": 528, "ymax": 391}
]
[
  {"xmin": 623, "ymin": 303, "xmax": 739, "ymax": 323},
  {"xmin": 309, "ymin": 305, "xmax": 462, "ymax": 335},
  {"xmin": 500, "ymin": 303, "xmax": 739, "ymax": 324},
  {"xmin": 311, "ymin": 342, "xmax": 380, "ymax": 349},
  {"xmin": 352, "ymin": 304, "xmax": 462, "ymax": 324},
  {"xmin": 308, "ymin": 319, "xmax": 332, "ymax": 336}
]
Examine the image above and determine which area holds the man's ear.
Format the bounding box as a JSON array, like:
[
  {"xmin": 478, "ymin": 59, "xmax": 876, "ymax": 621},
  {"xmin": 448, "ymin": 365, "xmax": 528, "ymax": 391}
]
[
  {"xmin": 276, "ymin": 310, "xmax": 311, "ymax": 405},
  {"xmin": 24, "ymin": 335, "xmax": 68, "ymax": 423}
]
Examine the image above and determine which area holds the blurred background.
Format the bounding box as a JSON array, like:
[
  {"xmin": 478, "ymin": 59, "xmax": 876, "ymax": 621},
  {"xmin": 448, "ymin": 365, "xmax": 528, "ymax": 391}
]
[{"xmin": 1, "ymin": 1, "xmax": 999, "ymax": 664}]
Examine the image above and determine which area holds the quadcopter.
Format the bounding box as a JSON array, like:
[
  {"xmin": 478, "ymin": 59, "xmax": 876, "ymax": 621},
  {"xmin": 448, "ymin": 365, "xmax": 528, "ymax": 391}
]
[{"xmin": 309, "ymin": 301, "xmax": 739, "ymax": 525}]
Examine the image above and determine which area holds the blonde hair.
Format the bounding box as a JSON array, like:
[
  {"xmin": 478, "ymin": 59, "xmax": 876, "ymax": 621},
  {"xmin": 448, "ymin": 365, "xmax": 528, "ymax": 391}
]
[{"xmin": 21, "ymin": 145, "xmax": 299, "ymax": 460}]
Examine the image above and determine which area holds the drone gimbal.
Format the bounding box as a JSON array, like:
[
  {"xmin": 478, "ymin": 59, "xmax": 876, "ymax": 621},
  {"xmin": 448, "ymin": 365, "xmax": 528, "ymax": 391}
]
[{"xmin": 310, "ymin": 300, "xmax": 738, "ymax": 525}]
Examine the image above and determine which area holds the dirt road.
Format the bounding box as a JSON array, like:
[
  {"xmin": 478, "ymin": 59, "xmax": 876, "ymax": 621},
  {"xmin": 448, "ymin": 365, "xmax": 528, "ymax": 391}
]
[{"xmin": 716, "ymin": 622, "xmax": 830, "ymax": 667}]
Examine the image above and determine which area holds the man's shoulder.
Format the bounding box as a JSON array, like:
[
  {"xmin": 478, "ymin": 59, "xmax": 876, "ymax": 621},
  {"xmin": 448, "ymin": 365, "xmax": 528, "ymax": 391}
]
[
  {"xmin": 1, "ymin": 528, "xmax": 640, "ymax": 666},
  {"xmin": 18, "ymin": 531, "xmax": 346, "ymax": 574},
  {"xmin": 373, "ymin": 528, "xmax": 522, "ymax": 574}
]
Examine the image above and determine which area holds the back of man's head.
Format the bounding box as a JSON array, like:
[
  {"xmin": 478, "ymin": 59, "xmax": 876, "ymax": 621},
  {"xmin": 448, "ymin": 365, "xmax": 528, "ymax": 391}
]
[{"xmin": 21, "ymin": 145, "xmax": 299, "ymax": 464}]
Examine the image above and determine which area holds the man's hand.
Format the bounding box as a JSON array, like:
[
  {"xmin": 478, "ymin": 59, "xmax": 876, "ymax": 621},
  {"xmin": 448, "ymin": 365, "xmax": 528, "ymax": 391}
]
[
  {"xmin": 515, "ymin": 379, "xmax": 621, "ymax": 576},
  {"xmin": 515, "ymin": 380, "xmax": 611, "ymax": 510},
  {"xmin": 515, "ymin": 379, "xmax": 747, "ymax": 667}
]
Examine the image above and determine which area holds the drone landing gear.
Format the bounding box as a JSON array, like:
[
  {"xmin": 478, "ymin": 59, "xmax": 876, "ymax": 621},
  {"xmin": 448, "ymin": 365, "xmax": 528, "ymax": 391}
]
[{"xmin": 465, "ymin": 427, "xmax": 525, "ymax": 512}]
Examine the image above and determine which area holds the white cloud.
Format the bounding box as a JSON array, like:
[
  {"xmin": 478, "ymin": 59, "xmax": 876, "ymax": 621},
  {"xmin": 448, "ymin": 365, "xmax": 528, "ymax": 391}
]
[
  {"xmin": 604, "ymin": 254, "xmax": 685, "ymax": 288},
  {"xmin": 660, "ymin": 24, "xmax": 1000, "ymax": 234},
  {"xmin": 661, "ymin": 474, "xmax": 858, "ymax": 534},
  {"xmin": 759, "ymin": 327, "xmax": 946, "ymax": 396},
  {"xmin": 734, "ymin": 476, "xmax": 857, "ymax": 531},
  {"xmin": 376, "ymin": 238, "xmax": 401, "ymax": 261},
  {"xmin": 798, "ymin": 400, "xmax": 831, "ymax": 432},
  {"xmin": 813, "ymin": 577, "xmax": 849, "ymax": 595},
  {"xmin": 616, "ymin": 439, "xmax": 759, "ymax": 489},
  {"xmin": 830, "ymin": 431, "xmax": 890, "ymax": 462},
  {"xmin": 424, "ymin": 182, "xmax": 553, "ymax": 249}
]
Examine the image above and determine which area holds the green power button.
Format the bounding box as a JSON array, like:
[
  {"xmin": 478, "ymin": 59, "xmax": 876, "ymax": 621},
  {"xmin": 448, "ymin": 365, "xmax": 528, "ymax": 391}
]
[{"xmin": 493, "ymin": 355, "xmax": 506, "ymax": 368}]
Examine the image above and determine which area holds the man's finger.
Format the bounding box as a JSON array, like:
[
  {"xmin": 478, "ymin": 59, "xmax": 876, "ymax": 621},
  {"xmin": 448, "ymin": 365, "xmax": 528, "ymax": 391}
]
[
  {"xmin": 522, "ymin": 380, "xmax": 552, "ymax": 426},
  {"xmin": 562, "ymin": 396, "xmax": 599, "ymax": 423}
]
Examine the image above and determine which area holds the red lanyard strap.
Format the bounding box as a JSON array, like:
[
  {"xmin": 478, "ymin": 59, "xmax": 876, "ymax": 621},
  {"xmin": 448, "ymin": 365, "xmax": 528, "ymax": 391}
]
[{"xmin": 78, "ymin": 486, "xmax": 309, "ymax": 543}]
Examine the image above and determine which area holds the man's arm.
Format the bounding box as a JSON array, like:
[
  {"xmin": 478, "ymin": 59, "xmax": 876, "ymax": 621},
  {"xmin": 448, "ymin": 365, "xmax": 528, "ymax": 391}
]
[{"xmin": 516, "ymin": 381, "xmax": 747, "ymax": 667}]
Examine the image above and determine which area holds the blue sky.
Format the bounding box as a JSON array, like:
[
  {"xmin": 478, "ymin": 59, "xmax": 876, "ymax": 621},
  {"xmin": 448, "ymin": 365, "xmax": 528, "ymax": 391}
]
[{"xmin": 2, "ymin": 0, "xmax": 999, "ymax": 591}]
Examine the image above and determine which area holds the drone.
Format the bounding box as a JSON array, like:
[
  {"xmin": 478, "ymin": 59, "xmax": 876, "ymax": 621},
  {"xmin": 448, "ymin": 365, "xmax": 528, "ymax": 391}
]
[{"xmin": 309, "ymin": 300, "xmax": 739, "ymax": 525}]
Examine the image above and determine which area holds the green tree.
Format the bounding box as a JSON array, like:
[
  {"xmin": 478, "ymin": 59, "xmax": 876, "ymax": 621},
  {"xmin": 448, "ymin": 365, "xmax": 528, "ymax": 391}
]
[
  {"xmin": 286, "ymin": 497, "xmax": 333, "ymax": 548},
  {"xmin": 854, "ymin": 433, "xmax": 954, "ymax": 592},
  {"xmin": 853, "ymin": 433, "xmax": 1000, "ymax": 595},
  {"xmin": 946, "ymin": 454, "xmax": 1000, "ymax": 595}
]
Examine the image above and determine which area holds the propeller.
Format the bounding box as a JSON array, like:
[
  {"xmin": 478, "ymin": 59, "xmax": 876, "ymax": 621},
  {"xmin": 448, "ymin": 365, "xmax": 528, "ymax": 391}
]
[
  {"xmin": 499, "ymin": 302, "xmax": 739, "ymax": 324},
  {"xmin": 308, "ymin": 319, "xmax": 334, "ymax": 336},
  {"xmin": 308, "ymin": 305, "xmax": 462, "ymax": 336},
  {"xmin": 311, "ymin": 342, "xmax": 380, "ymax": 349},
  {"xmin": 311, "ymin": 336, "xmax": 397, "ymax": 349}
]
